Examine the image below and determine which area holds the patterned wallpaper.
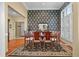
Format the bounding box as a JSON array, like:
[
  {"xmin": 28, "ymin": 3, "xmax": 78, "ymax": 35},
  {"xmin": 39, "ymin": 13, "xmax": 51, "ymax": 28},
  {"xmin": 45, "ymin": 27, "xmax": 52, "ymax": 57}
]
[{"xmin": 28, "ymin": 10, "xmax": 61, "ymax": 31}]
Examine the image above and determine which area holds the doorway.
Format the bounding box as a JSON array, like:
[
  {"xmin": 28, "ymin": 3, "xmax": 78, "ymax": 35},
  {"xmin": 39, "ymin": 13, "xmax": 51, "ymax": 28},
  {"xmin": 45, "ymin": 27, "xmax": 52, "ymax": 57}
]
[
  {"xmin": 8, "ymin": 19, "xmax": 10, "ymax": 48},
  {"xmin": 7, "ymin": 6, "xmax": 25, "ymax": 54},
  {"xmin": 16, "ymin": 22, "xmax": 24, "ymax": 38}
]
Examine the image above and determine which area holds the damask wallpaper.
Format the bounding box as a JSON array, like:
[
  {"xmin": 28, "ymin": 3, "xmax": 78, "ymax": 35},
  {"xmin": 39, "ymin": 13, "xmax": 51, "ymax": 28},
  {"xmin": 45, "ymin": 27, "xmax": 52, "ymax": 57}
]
[{"xmin": 28, "ymin": 10, "xmax": 61, "ymax": 31}]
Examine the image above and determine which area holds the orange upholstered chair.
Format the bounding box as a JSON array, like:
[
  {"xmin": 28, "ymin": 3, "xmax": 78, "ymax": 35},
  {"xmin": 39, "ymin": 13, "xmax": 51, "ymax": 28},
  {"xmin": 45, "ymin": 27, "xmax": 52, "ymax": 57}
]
[
  {"xmin": 45, "ymin": 32, "xmax": 52, "ymax": 40},
  {"xmin": 33, "ymin": 32, "xmax": 40, "ymax": 49},
  {"xmin": 44, "ymin": 32, "xmax": 52, "ymax": 50},
  {"xmin": 34, "ymin": 32, "xmax": 40, "ymax": 40}
]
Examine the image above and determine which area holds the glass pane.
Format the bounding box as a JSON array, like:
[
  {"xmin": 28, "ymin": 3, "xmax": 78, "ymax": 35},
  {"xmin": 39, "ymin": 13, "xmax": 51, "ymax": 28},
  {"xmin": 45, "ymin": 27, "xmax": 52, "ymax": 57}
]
[{"xmin": 67, "ymin": 3, "xmax": 72, "ymax": 15}]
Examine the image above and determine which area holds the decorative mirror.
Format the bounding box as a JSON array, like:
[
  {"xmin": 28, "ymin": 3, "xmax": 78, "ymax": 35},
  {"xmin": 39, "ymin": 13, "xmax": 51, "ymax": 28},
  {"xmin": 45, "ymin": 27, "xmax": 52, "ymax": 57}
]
[{"xmin": 38, "ymin": 24, "xmax": 48, "ymax": 31}]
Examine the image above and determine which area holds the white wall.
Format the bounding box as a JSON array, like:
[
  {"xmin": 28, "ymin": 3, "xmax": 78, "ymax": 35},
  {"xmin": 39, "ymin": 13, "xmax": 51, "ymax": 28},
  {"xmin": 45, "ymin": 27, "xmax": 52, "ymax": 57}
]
[
  {"xmin": 8, "ymin": 16, "xmax": 26, "ymax": 39},
  {"xmin": 14, "ymin": 16, "xmax": 27, "ymax": 31},
  {"xmin": 8, "ymin": 15, "xmax": 16, "ymax": 39},
  {"xmin": 72, "ymin": 2, "xmax": 79, "ymax": 56},
  {"xmin": 0, "ymin": 2, "xmax": 6, "ymax": 57}
]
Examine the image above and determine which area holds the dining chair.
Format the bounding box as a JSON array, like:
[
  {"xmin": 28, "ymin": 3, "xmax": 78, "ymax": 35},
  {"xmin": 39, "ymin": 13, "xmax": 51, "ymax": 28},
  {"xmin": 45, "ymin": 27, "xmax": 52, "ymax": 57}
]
[
  {"xmin": 23, "ymin": 31, "xmax": 30, "ymax": 50},
  {"xmin": 23, "ymin": 31, "xmax": 34, "ymax": 50},
  {"xmin": 55, "ymin": 31, "xmax": 61, "ymax": 44},
  {"xmin": 44, "ymin": 32, "xmax": 52, "ymax": 50},
  {"xmin": 33, "ymin": 32, "xmax": 40, "ymax": 50},
  {"xmin": 53, "ymin": 31, "xmax": 61, "ymax": 51}
]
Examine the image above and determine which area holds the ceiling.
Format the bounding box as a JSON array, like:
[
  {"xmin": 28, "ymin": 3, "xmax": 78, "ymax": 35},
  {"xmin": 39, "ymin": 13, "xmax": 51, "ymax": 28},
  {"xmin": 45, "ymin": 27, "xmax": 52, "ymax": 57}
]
[
  {"xmin": 8, "ymin": 7, "xmax": 22, "ymax": 17},
  {"xmin": 8, "ymin": 2, "xmax": 65, "ymax": 16},
  {"xmin": 22, "ymin": 2, "xmax": 65, "ymax": 10}
]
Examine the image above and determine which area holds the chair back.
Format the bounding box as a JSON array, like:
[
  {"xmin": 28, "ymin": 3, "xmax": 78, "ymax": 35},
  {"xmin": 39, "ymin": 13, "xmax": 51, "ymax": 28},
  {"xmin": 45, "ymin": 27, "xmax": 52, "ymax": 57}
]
[
  {"xmin": 34, "ymin": 32, "xmax": 40, "ymax": 40},
  {"xmin": 45, "ymin": 32, "xmax": 51, "ymax": 40},
  {"xmin": 57, "ymin": 31, "xmax": 61, "ymax": 42}
]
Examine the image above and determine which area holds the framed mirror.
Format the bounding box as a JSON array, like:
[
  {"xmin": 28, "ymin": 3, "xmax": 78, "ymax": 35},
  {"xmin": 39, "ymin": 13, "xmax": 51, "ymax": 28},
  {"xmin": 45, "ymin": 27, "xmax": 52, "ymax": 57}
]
[{"xmin": 38, "ymin": 24, "xmax": 48, "ymax": 31}]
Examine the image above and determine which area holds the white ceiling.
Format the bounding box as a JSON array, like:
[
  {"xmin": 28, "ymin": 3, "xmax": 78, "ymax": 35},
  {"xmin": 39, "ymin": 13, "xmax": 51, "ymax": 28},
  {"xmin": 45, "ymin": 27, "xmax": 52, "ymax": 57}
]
[
  {"xmin": 8, "ymin": 2, "xmax": 64, "ymax": 16},
  {"xmin": 8, "ymin": 7, "xmax": 22, "ymax": 17},
  {"xmin": 22, "ymin": 2, "xmax": 64, "ymax": 10}
]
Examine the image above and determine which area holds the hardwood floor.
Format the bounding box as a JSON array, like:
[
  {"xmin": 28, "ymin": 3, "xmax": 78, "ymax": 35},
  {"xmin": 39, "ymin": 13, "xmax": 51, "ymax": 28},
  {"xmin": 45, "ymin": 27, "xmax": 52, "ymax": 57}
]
[{"xmin": 8, "ymin": 37, "xmax": 25, "ymax": 54}]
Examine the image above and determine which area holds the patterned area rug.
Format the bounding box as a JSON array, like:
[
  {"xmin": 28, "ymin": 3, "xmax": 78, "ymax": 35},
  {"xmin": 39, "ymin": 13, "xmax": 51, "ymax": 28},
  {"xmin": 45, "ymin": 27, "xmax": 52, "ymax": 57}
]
[{"xmin": 8, "ymin": 44, "xmax": 72, "ymax": 57}]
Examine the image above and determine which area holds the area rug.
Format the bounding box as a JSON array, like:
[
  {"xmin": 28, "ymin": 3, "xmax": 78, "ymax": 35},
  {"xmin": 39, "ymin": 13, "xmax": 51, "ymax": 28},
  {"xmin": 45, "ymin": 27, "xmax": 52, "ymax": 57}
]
[{"xmin": 8, "ymin": 44, "xmax": 72, "ymax": 57}]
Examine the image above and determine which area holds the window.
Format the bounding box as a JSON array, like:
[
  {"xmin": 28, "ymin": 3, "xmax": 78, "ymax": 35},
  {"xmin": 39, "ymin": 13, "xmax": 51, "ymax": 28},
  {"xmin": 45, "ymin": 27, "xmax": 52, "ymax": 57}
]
[
  {"xmin": 61, "ymin": 3, "xmax": 72, "ymax": 19},
  {"xmin": 66, "ymin": 3, "xmax": 72, "ymax": 15}
]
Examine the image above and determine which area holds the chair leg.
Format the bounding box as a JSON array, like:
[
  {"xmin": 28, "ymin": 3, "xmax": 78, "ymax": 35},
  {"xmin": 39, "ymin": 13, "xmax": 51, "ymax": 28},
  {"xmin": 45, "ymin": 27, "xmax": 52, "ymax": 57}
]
[
  {"xmin": 41, "ymin": 41, "xmax": 44, "ymax": 51},
  {"xmin": 50, "ymin": 41, "xmax": 55, "ymax": 51},
  {"xmin": 34, "ymin": 42, "xmax": 38, "ymax": 51},
  {"xmin": 45, "ymin": 42, "xmax": 47, "ymax": 51}
]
